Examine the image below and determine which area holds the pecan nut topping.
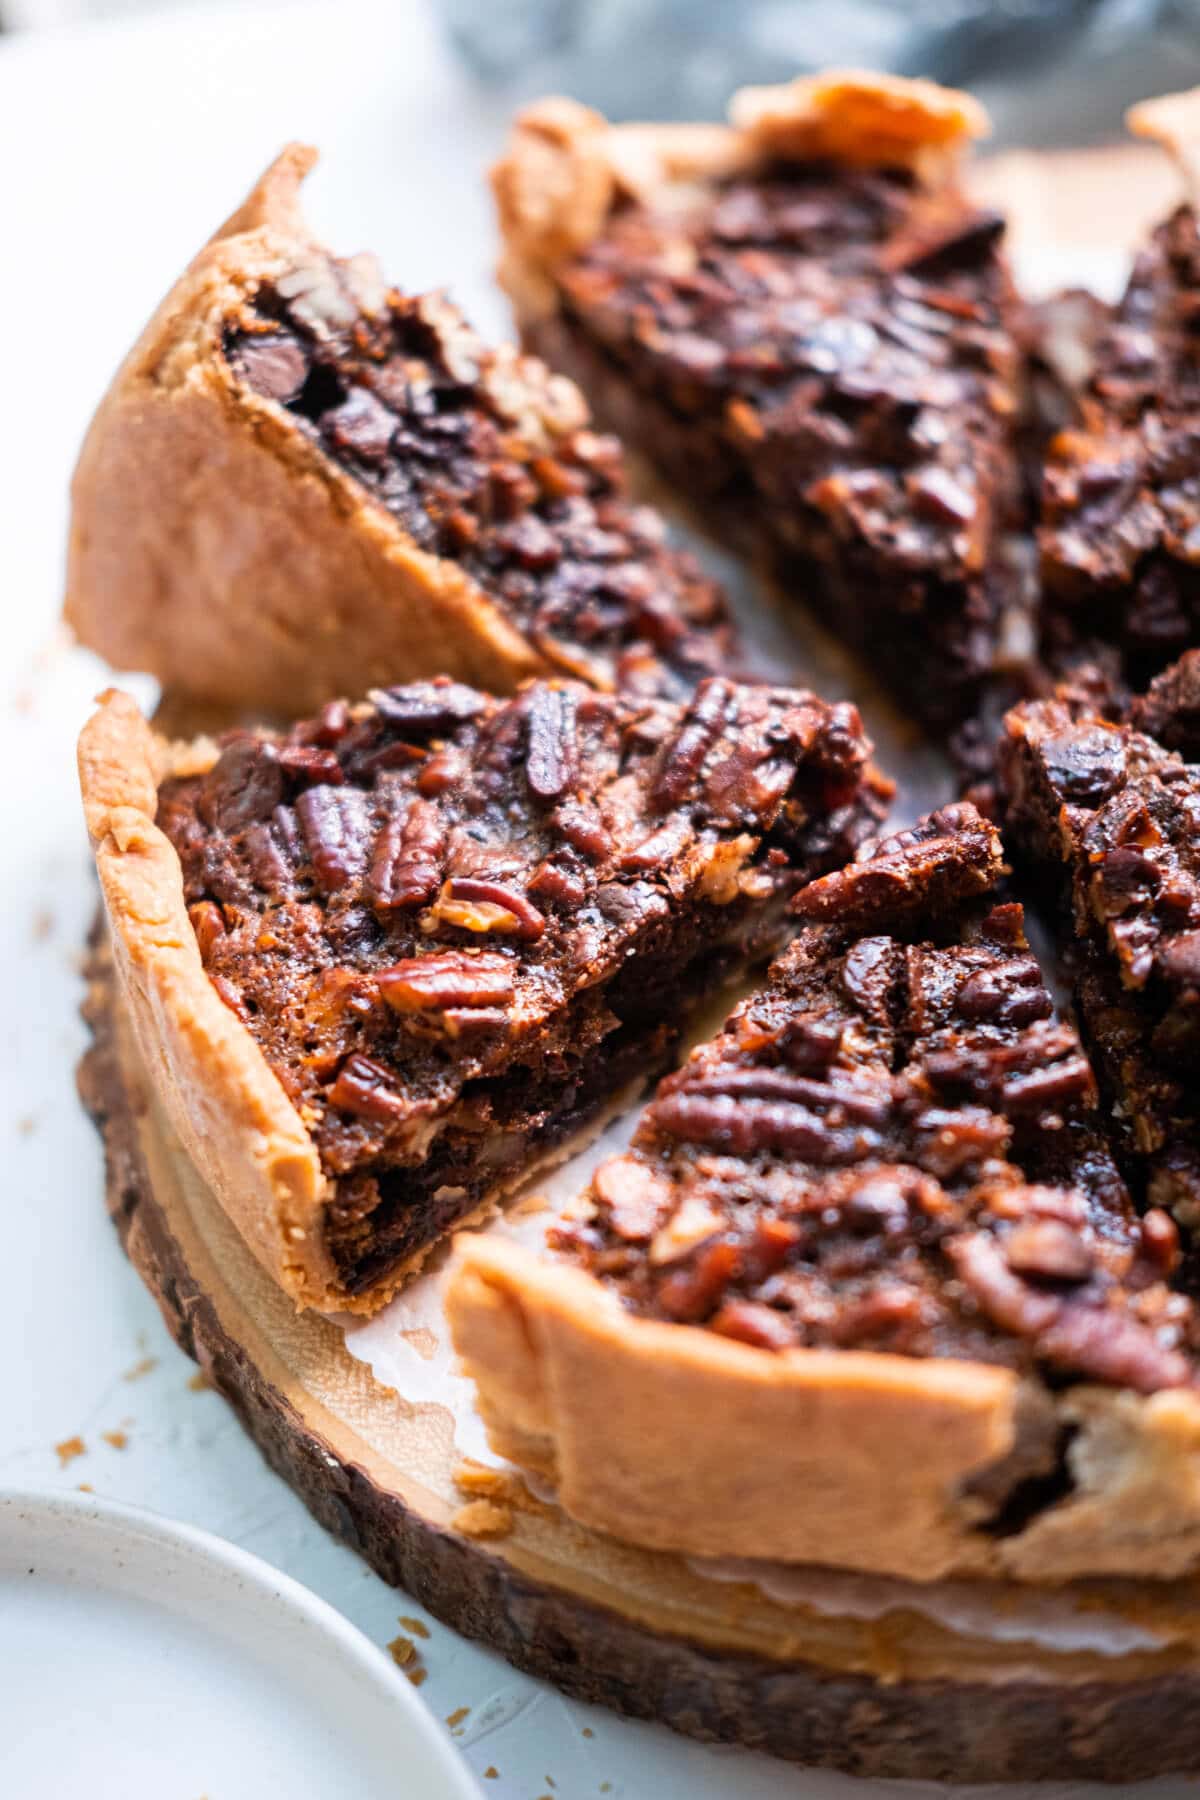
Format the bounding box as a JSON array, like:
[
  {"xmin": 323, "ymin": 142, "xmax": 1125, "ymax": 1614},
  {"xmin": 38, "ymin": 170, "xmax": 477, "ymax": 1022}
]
[
  {"xmin": 159, "ymin": 673, "xmax": 886, "ymax": 1298},
  {"xmin": 557, "ymin": 805, "xmax": 1200, "ymax": 1394}
]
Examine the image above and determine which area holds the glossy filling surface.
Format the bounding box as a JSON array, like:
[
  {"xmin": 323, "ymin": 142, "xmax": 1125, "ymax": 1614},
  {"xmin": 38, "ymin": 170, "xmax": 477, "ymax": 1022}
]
[
  {"xmin": 225, "ymin": 279, "xmax": 733, "ymax": 698},
  {"xmin": 1041, "ymin": 205, "xmax": 1200, "ymax": 685},
  {"xmin": 559, "ymin": 808, "xmax": 1199, "ymax": 1392},
  {"xmin": 521, "ymin": 159, "xmax": 1026, "ymax": 730},
  {"xmin": 158, "ymin": 676, "xmax": 889, "ymax": 1292},
  {"xmin": 1001, "ymin": 663, "xmax": 1200, "ymax": 1222}
]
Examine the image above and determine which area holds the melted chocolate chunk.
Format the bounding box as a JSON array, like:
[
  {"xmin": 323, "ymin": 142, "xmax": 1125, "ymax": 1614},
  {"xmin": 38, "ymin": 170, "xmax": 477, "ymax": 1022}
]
[{"xmin": 225, "ymin": 285, "xmax": 735, "ymax": 701}]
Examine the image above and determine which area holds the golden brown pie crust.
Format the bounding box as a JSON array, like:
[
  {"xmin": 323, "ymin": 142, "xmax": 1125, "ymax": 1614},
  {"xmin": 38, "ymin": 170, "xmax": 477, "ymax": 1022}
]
[
  {"xmin": 447, "ymin": 1233, "xmax": 1200, "ymax": 1583},
  {"xmin": 492, "ymin": 69, "xmax": 990, "ymax": 325},
  {"xmin": 78, "ymin": 689, "xmax": 564, "ymax": 1315},
  {"xmin": 66, "ymin": 148, "xmax": 615, "ymax": 718}
]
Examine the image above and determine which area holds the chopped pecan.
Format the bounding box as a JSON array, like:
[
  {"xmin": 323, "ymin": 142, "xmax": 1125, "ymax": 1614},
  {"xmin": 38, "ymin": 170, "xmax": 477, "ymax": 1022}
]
[
  {"xmin": 655, "ymin": 1241, "xmax": 740, "ymax": 1323},
  {"xmin": 327, "ymin": 1053, "xmax": 411, "ymax": 1123},
  {"xmin": 428, "ymin": 877, "xmax": 547, "ymax": 942},
  {"xmin": 949, "ymin": 1232, "xmax": 1061, "ymax": 1339},
  {"xmin": 277, "ymin": 743, "xmax": 345, "ymax": 786},
  {"xmin": 1003, "ymin": 1218, "xmax": 1093, "ymax": 1284},
  {"xmin": 188, "ymin": 900, "xmax": 225, "ymax": 961},
  {"xmin": 710, "ymin": 1299, "xmax": 796, "ymax": 1350},
  {"xmin": 953, "ymin": 956, "xmax": 1051, "ymax": 1027},
  {"xmin": 1037, "ymin": 1304, "xmax": 1190, "ymax": 1394},
  {"xmin": 199, "ymin": 738, "xmax": 284, "ymax": 833},
  {"xmin": 370, "ymin": 681, "xmax": 487, "ymax": 735},
  {"xmin": 551, "ymin": 799, "xmax": 612, "ymax": 860}
]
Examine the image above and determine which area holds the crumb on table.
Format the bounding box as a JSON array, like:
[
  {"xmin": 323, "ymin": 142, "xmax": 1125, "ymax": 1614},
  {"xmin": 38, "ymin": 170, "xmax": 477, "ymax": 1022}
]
[{"xmin": 451, "ymin": 1498, "xmax": 513, "ymax": 1539}]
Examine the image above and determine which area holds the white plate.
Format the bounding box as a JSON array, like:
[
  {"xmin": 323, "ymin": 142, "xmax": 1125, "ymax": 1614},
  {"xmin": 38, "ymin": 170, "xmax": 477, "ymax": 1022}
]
[{"xmin": 0, "ymin": 1487, "xmax": 480, "ymax": 1800}]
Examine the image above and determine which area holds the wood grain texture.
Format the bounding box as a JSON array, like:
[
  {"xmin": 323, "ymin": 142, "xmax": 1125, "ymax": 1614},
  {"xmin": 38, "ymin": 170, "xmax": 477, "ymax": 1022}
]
[{"xmin": 78, "ymin": 938, "xmax": 1200, "ymax": 1782}]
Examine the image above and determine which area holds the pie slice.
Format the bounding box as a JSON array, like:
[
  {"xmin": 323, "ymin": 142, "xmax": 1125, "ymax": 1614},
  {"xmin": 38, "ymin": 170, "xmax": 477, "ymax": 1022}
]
[
  {"xmin": 66, "ymin": 147, "xmax": 734, "ymax": 718},
  {"xmin": 492, "ymin": 71, "xmax": 1031, "ymax": 736},
  {"xmin": 79, "ymin": 674, "xmax": 888, "ymax": 1312},
  {"xmin": 449, "ymin": 805, "xmax": 1200, "ymax": 1584},
  {"xmin": 1040, "ymin": 89, "xmax": 1200, "ymax": 685},
  {"xmin": 1001, "ymin": 657, "xmax": 1200, "ymax": 1221}
]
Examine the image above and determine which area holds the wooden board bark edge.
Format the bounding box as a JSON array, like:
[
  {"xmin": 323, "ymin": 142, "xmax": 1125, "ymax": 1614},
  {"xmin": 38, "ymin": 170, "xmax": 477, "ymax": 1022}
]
[{"xmin": 77, "ymin": 940, "xmax": 1200, "ymax": 1782}]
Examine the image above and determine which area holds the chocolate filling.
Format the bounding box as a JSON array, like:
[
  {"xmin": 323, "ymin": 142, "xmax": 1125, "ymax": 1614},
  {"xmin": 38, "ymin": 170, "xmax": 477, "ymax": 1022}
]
[
  {"xmin": 1041, "ymin": 204, "xmax": 1200, "ymax": 686},
  {"xmin": 559, "ymin": 807, "xmax": 1199, "ymax": 1393},
  {"xmin": 518, "ymin": 159, "xmax": 1027, "ymax": 732},
  {"xmin": 1001, "ymin": 664, "xmax": 1200, "ymax": 1224},
  {"xmin": 224, "ymin": 280, "xmax": 733, "ymax": 699},
  {"xmin": 158, "ymin": 676, "xmax": 889, "ymax": 1296}
]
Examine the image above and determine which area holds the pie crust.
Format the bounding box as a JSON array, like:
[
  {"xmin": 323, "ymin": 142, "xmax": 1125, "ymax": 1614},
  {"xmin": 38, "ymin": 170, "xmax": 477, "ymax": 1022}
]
[
  {"xmin": 447, "ymin": 808, "xmax": 1200, "ymax": 1584},
  {"xmin": 447, "ymin": 1214, "xmax": 1200, "ymax": 1585},
  {"xmin": 79, "ymin": 669, "xmax": 884, "ymax": 1313},
  {"xmin": 79, "ymin": 688, "xmax": 341, "ymax": 1308},
  {"xmin": 492, "ymin": 69, "xmax": 991, "ymax": 322},
  {"xmin": 65, "ymin": 147, "xmax": 729, "ymax": 717}
]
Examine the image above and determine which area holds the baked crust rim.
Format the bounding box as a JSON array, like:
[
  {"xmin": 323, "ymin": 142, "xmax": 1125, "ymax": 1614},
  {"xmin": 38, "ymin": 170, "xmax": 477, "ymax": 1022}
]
[
  {"xmin": 447, "ymin": 1232, "xmax": 1200, "ymax": 1584},
  {"xmin": 491, "ymin": 69, "xmax": 991, "ymax": 322},
  {"xmin": 65, "ymin": 148, "xmax": 610, "ymax": 717},
  {"xmin": 78, "ymin": 688, "xmax": 348, "ymax": 1309}
]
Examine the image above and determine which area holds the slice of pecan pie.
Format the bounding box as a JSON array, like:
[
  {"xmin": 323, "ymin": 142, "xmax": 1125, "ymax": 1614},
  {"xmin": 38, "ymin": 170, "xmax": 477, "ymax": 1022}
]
[
  {"xmin": 1040, "ymin": 91, "xmax": 1200, "ymax": 686},
  {"xmin": 449, "ymin": 805, "xmax": 1200, "ymax": 1584},
  {"xmin": 79, "ymin": 674, "xmax": 888, "ymax": 1312},
  {"xmin": 1001, "ymin": 656, "xmax": 1200, "ymax": 1222},
  {"xmin": 66, "ymin": 147, "xmax": 733, "ymax": 718},
  {"xmin": 491, "ymin": 71, "xmax": 1031, "ymax": 736}
]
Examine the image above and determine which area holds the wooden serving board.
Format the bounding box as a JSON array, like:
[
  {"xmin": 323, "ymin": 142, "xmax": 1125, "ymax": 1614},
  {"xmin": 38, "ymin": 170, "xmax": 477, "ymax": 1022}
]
[
  {"xmin": 76, "ymin": 142, "xmax": 1200, "ymax": 1782},
  {"xmin": 78, "ymin": 940, "xmax": 1200, "ymax": 1783}
]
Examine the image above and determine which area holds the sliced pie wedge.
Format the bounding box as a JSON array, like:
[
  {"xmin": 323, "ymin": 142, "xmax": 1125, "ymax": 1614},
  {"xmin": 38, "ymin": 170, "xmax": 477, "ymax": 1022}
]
[
  {"xmin": 1001, "ymin": 654, "xmax": 1200, "ymax": 1220},
  {"xmin": 1040, "ymin": 88, "xmax": 1200, "ymax": 684},
  {"xmin": 492, "ymin": 70, "xmax": 1030, "ymax": 737},
  {"xmin": 79, "ymin": 674, "xmax": 888, "ymax": 1313},
  {"xmin": 66, "ymin": 147, "xmax": 734, "ymax": 717},
  {"xmin": 449, "ymin": 805, "xmax": 1200, "ymax": 1583}
]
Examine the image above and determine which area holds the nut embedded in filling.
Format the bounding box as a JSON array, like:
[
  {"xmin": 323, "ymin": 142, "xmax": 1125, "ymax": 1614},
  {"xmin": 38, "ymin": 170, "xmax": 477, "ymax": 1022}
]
[
  {"xmin": 1001, "ymin": 658, "xmax": 1200, "ymax": 1223},
  {"xmin": 1041, "ymin": 205, "xmax": 1200, "ymax": 686},
  {"xmin": 224, "ymin": 281, "xmax": 734, "ymax": 699},
  {"xmin": 157, "ymin": 675, "xmax": 890, "ymax": 1296},
  {"xmin": 519, "ymin": 158, "xmax": 1026, "ymax": 731},
  {"xmin": 557, "ymin": 806, "xmax": 1200, "ymax": 1394}
]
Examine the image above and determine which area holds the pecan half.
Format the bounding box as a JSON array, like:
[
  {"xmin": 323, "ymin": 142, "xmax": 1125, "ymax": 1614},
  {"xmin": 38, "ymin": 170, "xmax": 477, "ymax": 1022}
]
[
  {"xmin": 295, "ymin": 786, "xmax": 372, "ymax": 893},
  {"xmin": 368, "ymin": 798, "xmax": 445, "ymax": 911},
  {"xmin": 377, "ymin": 950, "xmax": 515, "ymax": 1014},
  {"xmin": 652, "ymin": 677, "xmax": 735, "ymax": 808},
  {"xmin": 525, "ymin": 685, "xmax": 578, "ymax": 800}
]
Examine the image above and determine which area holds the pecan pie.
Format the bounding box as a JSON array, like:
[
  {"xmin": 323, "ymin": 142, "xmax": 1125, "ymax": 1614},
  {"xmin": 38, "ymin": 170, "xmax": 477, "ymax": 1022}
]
[
  {"xmin": 491, "ymin": 71, "xmax": 1031, "ymax": 735},
  {"xmin": 449, "ymin": 804, "xmax": 1200, "ymax": 1583},
  {"xmin": 66, "ymin": 147, "xmax": 733, "ymax": 717},
  {"xmin": 1001, "ymin": 658, "xmax": 1200, "ymax": 1223},
  {"xmin": 1040, "ymin": 91, "xmax": 1200, "ymax": 685},
  {"xmin": 79, "ymin": 674, "xmax": 888, "ymax": 1310}
]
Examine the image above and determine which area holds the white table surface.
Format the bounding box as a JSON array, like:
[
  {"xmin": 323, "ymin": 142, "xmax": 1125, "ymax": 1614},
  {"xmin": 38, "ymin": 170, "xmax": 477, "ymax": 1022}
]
[{"xmin": 0, "ymin": 5, "xmax": 1194, "ymax": 1794}]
